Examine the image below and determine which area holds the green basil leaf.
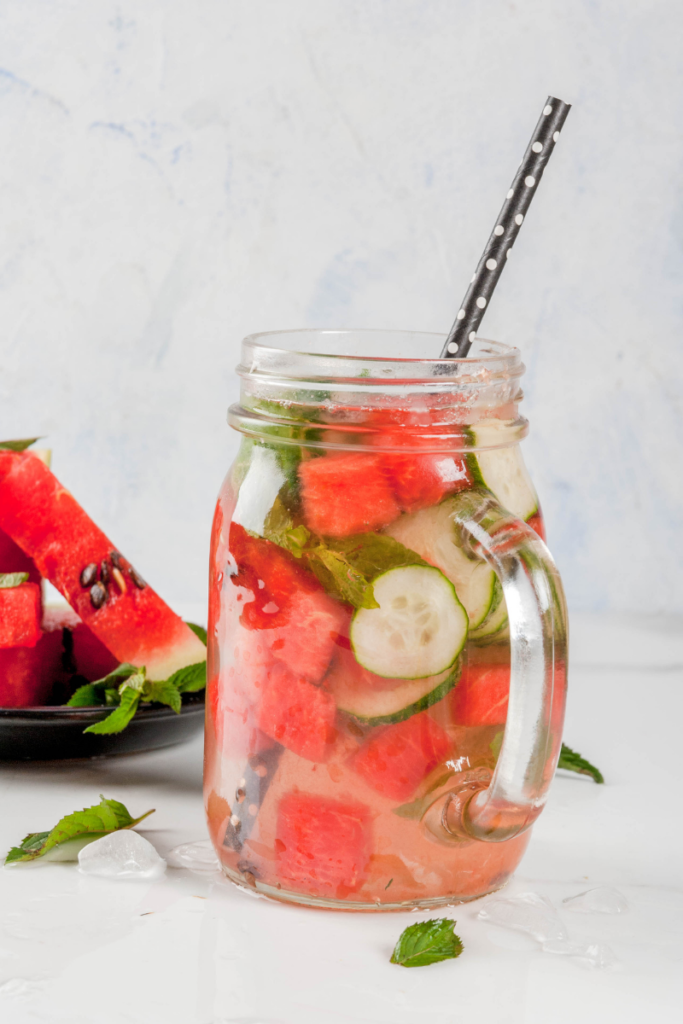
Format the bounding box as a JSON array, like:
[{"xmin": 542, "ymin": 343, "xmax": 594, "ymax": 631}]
[{"xmin": 390, "ymin": 918, "xmax": 464, "ymax": 968}]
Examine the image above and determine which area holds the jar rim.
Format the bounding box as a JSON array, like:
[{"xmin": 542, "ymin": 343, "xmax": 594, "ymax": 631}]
[{"xmin": 239, "ymin": 329, "xmax": 522, "ymax": 385}]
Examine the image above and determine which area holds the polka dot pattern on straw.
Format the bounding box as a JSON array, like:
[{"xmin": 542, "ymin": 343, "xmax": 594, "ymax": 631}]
[{"xmin": 441, "ymin": 95, "xmax": 571, "ymax": 359}]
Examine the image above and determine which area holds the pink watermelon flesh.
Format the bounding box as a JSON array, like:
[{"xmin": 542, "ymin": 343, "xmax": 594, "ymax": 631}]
[
  {"xmin": 0, "ymin": 528, "xmax": 41, "ymax": 584},
  {"xmin": 0, "ymin": 450, "xmax": 205, "ymax": 680},
  {"xmin": 276, "ymin": 792, "xmax": 372, "ymax": 897},
  {"xmin": 298, "ymin": 453, "xmax": 400, "ymax": 537},
  {"xmin": 259, "ymin": 662, "xmax": 337, "ymax": 762},
  {"xmin": 0, "ymin": 583, "xmax": 42, "ymax": 648},
  {"xmin": 0, "ymin": 630, "xmax": 63, "ymax": 707},
  {"xmin": 351, "ymin": 712, "xmax": 452, "ymax": 802}
]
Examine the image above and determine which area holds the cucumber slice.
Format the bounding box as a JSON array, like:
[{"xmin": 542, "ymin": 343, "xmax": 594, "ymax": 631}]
[
  {"xmin": 350, "ymin": 565, "xmax": 468, "ymax": 679},
  {"xmin": 470, "ymin": 419, "xmax": 538, "ymax": 521},
  {"xmin": 330, "ymin": 664, "xmax": 460, "ymax": 726},
  {"xmin": 469, "ymin": 577, "xmax": 508, "ymax": 643},
  {"xmin": 385, "ymin": 502, "xmax": 496, "ymax": 629}
]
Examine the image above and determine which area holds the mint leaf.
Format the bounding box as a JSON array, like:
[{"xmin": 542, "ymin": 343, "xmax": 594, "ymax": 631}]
[
  {"xmin": 66, "ymin": 683, "xmax": 107, "ymax": 707},
  {"xmin": 304, "ymin": 545, "xmax": 376, "ymax": 608},
  {"xmin": 263, "ymin": 498, "xmax": 310, "ymax": 557},
  {"xmin": 330, "ymin": 533, "xmax": 429, "ymax": 579},
  {"xmin": 558, "ymin": 743, "xmax": 604, "ymax": 784},
  {"xmin": 0, "ymin": 437, "xmax": 42, "ymax": 452},
  {"xmin": 0, "ymin": 572, "xmax": 30, "ymax": 589},
  {"xmin": 186, "ymin": 622, "xmax": 207, "ymax": 645},
  {"xmin": 84, "ymin": 687, "xmax": 141, "ymax": 734},
  {"xmin": 390, "ymin": 918, "xmax": 464, "ymax": 968},
  {"xmin": 146, "ymin": 679, "xmax": 182, "ymax": 713},
  {"xmin": 4, "ymin": 795, "xmax": 154, "ymax": 864},
  {"xmin": 168, "ymin": 661, "xmax": 206, "ymax": 694}
]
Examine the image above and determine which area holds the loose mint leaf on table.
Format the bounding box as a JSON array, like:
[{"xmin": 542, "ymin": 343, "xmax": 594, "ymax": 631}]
[
  {"xmin": 391, "ymin": 918, "xmax": 464, "ymax": 968},
  {"xmin": 186, "ymin": 622, "xmax": 207, "ymax": 645},
  {"xmin": 0, "ymin": 437, "xmax": 42, "ymax": 452},
  {"xmin": 4, "ymin": 795, "xmax": 154, "ymax": 864},
  {"xmin": 558, "ymin": 743, "xmax": 604, "ymax": 784},
  {"xmin": 0, "ymin": 572, "xmax": 30, "ymax": 589}
]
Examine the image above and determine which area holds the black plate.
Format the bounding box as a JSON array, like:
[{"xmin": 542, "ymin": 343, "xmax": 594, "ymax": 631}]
[{"xmin": 0, "ymin": 691, "xmax": 205, "ymax": 761}]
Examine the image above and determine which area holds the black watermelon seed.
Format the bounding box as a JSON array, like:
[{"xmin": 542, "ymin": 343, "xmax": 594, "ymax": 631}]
[
  {"xmin": 80, "ymin": 563, "xmax": 98, "ymax": 588},
  {"xmin": 90, "ymin": 582, "xmax": 107, "ymax": 609},
  {"xmin": 100, "ymin": 560, "xmax": 111, "ymax": 584},
  {"xmin": 129, "ymin": 567, "xmax": 146, "ymax": 589},
  {"xmin": 110, "ymin": 551, "xmax": 124, "ymax": 568}
]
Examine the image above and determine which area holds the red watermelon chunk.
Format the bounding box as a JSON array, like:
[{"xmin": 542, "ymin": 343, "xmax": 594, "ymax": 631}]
[
  {"xmin": 298, "ymin": 453, "xmax": 400, "ymax": 537},
  {"xmin": 0, "ymin": 528, "xmax": 41, "ymax": 585},
  {"xmin": 374, "ymin": 430, "xmax": 471, "ymax": 514},
  {"xmin": 351, "ymin": 712, "xmax": 451, "ymax": 801},
  {"xmin": 526, "ymin": 511, "xmax": 546, "ymax": 542},
  {"xmin": 450, "ymin": 663, "xmax": 510, "ymax": 726},
  {"xmin": 0, "ymin": 450, "xmax": 205, "ymax": 680},
  {"xmin": 276, "ymin": 792, "xmax": 372, "ymax": 896},
  {"xmin": 0, "ymin": 582, "xmax": 42, "ymax": 648},
  {"xmin": 0, "ymin": 631, "xmax": 63, "ymax": 707},
  {"xmin": 229, "ymin": 523, "xmax": 344, "ymax": 681},
  {"xmin": 259, "ymin": 662, "xmax": 337, "ymax": 762}
]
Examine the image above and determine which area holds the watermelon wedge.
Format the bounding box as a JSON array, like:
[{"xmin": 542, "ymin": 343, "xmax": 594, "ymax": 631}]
[
  {"xmin": 298, "ymin": 452, "xmax": 400, "ymax": 537},
  {"xmin": 0, "ymin": 450, "xmax": 205, "ymax": 680},
  {"xmin": 351, "ymin": 712, "xmax": 451, "ymax": 801},
  {"xmin": 0, "ymin": 581, "xmax": 42, "ymax": 648},
  {"xmin": 276, "ymin": 792, "xmax": 372, "ymax": 896}
]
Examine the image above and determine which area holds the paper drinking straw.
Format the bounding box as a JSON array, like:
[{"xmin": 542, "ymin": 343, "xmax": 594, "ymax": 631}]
[{"xmin": 441, "ymin": 96, "xmax": 571, "ymax": 359}]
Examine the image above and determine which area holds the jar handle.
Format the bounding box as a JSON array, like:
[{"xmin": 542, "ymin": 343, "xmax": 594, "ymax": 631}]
[{"xmin": 425, "ymin": 489, "xmax": 568, "ymax": 845}]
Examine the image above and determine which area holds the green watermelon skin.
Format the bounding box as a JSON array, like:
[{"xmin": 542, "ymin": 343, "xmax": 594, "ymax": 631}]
[
  {"xmin": 0, "ymin": 451, "xmax": 205, "ymax": 680},
  {"xmin": 0, "ymin": 583, "xmax": 42, "ymax": 648}
]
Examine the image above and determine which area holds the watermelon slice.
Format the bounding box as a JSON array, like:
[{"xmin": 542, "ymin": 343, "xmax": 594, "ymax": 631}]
[
  {"xmin": 0, "ymin": 582, "xmax": 42, "ymax": 648},
  {"xmin": 0, "ymin": 631, "xmax": 63, "ymax": 707},
  {"xmin": 229, "ymin": 523, "xmax": 345, "ymax": 681},
  {"xmin": 0, "ymin": 450, "xmax": 206, "ymax": 680},
  {"xmin": 351, "ymin": 712, "xmax": 451, "ymax": 801},
  {"xmin": 450, "ymin": 663, "xmax": 510, "ymax": 726},
  {"xmin": 298, "ymin": 452, "xmax": 400, "ymax": 537},
  {"xmin": 276, "ymin": 792, "xmax": 372, "ymax": 896},
  {"xmin": 373, "ymin": 430, "xmax": 472, "ymax": 514},
  {"xmin": 259, "ymin": 662, "xmax": 337, "ymax": 762}
]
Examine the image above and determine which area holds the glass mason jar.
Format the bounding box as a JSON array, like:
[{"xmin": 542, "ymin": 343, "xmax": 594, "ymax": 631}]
[{"xmin": 205, "ymin": 330, "xmax": 567, "ymax": 911}]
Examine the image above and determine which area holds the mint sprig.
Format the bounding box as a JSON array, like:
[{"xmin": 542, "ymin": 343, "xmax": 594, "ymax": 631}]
[
  {"xmin": 0, "ymin": 437, "xmax": 42, "ymax": 452},
  {"xmin": 4, "ymin": 795, "xmax": 154, "ymax": 864},
  {"xmin": 262, "ymin": 498, "xmax": 427, "ymax": 609},
  {"xmin": 390, "ymin": 918, "xmax": 464, "ymax": 968},
  {"xmin": 65, "ymin": 657, "xmax": 207, "ymax": 735},
  {"xmin": 558, "ymin": 743, "xmax": 604, "ymax": 784},
  {"xmin": 0, "ymin": 572, "xmax": 30, "ymax": 589}
]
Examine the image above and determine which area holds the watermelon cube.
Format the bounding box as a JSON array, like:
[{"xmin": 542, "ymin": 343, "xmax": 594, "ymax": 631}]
[
  {"xmin": 298, "ymin": 453, "xmax": 400, "ymax": 537},
  {"xmin": 450, "ymin": 663, "xmax": 510, "ymax": 726},
  {"xmin": 351, "ymin": 712, "xmax": 451, "ymax": 801},
  {"xmin": 0, "ymin": 450, "xmax": 205, "ymax": 680},
  {"xmin": 526, "ymin": 512, "xmax": 546, "ymax": 542},
  {"xmin": 0, "ymin": 528, "xmax": 41, "ymax": 585},
  {"xmin": 0, "ymin": 630, "xmax": 63, "ymax": 707},
  {"xmin": 259, "ymin": 662, "xmax": 337, "ymax": 762},
  {"xmin": 276, "ymin": 792, "xmax": 372, "ymax": 896},
  {"xmin": 0, "ymin": 582, "xmax": 42, "ymax": 648},
  {"xmin": 374, "ymin": 431, "xmax": 471, "ymax": 514},
  {"xmin": 229, "ymin": 523, "xmax": 345, "ymax": 681}
]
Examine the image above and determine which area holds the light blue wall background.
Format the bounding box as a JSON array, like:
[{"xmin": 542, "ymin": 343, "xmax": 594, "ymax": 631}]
[{"xmin": 1, "ymin": 0, "xmax": 681, "ymax": 614}]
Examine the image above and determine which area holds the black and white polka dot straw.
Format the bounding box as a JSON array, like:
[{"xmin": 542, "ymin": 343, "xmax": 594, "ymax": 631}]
[{"xmin": 441, "ymin": 96, "xmax": 572, "ymax": 359}]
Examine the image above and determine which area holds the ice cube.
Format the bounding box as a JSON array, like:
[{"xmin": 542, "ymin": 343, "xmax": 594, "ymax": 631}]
[
  {"xmin": 78, "ymin": 830, "xmax": 166, "ymax": 879},
  {"xmin": 542, "ymin": 939, "xmax": 619, "ymax": 970},
  {"xmin": 478, "ymin": 892, "xmax": 568, "ymax": 943},
  {"xmin": 167, "ymin": 840, "xmax": 220, "ymax": 873},
  {"xmin": 562, "ymin": 885, "xmax": 629, "ymax": 914}
]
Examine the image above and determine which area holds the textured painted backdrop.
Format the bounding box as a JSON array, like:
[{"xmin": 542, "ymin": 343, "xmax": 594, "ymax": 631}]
[{"xmin": 0, "ymin": 0, "xmax": 681, "ymax": 614}]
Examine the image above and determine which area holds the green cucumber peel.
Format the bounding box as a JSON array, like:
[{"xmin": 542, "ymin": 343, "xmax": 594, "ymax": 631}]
[
  {"xmin": 341, "ymin": 664, "xmax": 460, "ymax": 728},
  {"xmin": 4, "ymin": 795, "xmax": 154, "ymax": 864},
  {"xmin": 0, "ymin": 437, "xmax": 42, "ymax": 452},
  {"xmin": 0, "ymin": 572, "xmax": 30, "ymax": 589}
]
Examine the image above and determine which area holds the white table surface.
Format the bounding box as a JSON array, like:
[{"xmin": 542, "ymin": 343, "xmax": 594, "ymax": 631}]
[{"xmin": 1, "ymin": 611, "xmax": 682, "ymax": 1024}]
